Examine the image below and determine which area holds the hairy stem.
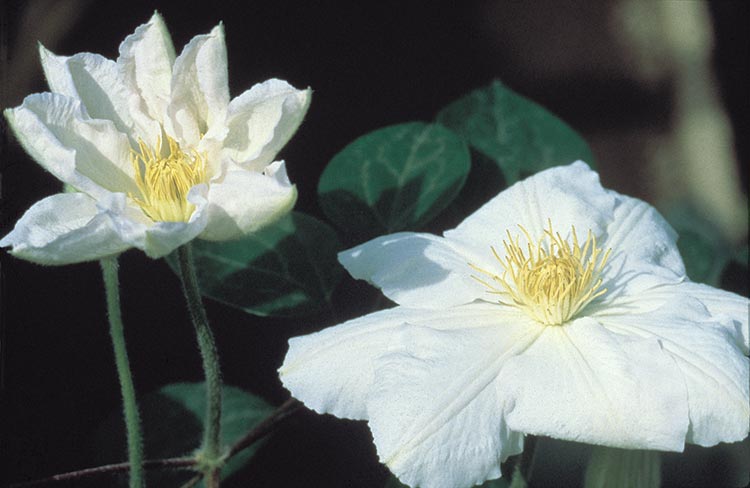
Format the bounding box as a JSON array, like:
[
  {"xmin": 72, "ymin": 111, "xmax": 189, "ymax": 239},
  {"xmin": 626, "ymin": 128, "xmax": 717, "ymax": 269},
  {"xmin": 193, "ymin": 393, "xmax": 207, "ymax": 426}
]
[
  {"xmin": 177, "ymin": 244, "xmax": 223, "ymax": 486},
  {"xmin": 100, "ymin": 256, "xmax": 144, "ymax": 488}
]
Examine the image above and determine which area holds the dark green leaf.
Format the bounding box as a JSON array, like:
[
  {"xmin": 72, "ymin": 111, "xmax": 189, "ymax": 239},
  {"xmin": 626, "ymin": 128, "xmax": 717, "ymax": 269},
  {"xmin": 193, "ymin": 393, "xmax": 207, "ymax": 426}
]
[
  {"xmin": 437, "ymin": 80, "xmax": 595, "ymax": 184},
  {"xmin": 95, "ymin": 382, "xmax": 274, "ymax": 486},
  {"xmin": 168, "ymin": 212, "xmax": 343, "ymax": 317},
  {"xmin": 318, "ymin": 122, "xmax": 470, "ymax": 241}
]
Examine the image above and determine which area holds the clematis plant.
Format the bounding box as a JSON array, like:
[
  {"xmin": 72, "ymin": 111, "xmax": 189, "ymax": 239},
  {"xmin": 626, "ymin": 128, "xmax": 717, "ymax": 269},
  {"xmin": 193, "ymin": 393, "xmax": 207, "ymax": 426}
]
[
  {"xmin": 280, "ymin": 162, "xmax": 750, "ymax": 488},
  {"xmin": 2, "ymin": 13, "xmax": 310, "ymax": 488},
  {"xmin": 1, "ymin": 12, "xmax": 310, "ymax": 264}
]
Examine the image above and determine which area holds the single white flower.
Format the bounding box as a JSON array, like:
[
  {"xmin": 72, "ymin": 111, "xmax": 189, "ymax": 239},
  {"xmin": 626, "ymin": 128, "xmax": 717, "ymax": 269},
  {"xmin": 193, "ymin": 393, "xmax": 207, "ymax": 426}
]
[
  {"xmin": 279, "ymin": 162, "xmax": 749, "ymax": 488},
  {"xmin": 1, "ymin": 13, "xmax": 311, "ymax": 264}
]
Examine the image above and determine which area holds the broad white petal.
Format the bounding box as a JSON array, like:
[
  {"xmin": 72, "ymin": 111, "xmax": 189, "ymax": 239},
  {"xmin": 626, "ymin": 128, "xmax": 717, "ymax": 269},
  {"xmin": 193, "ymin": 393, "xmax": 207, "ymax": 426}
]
[
  {"xmin": 444, "ymin": 161, "xmax": 616, "ymax": 260},
  {"xmin": 499, "ymin": 317, "xmax": 689, "ymax": 451},
  {"xmin": 594, "ymin": 195, "xmax": 686, "ymax": 310},
  {"xmin": 280, "ymin": 302, "xmax": 516, "ymax": 421},
  {"xmin": 118, "ymin": 12, "xmax": 175, "ymax": 124},
  {"xmin": 0, "ymin": 193, "xmax": 130, "ymax": 264},
  {"xmin": 39, "ymin": 46, "xmax": 138, "ymax": 137},
  {"xmin": 200, "ymin": 161, "xmax": 296, "ymax": 241},
  {"xmin": 99, "ymin": 187, "xmax": 209, "ymax": 258},
  {"xmin": 604, "ymin": 195, "xmax": 685, "ymax": 276},
  {"xmin": 366, "ymin": 310, "xmax": 536, "ymax": 488},
  {"xmin": 165, "ymin": 24, "xmax": 229, "ymax": 146},
  {"xmin": 599, "ymin": 296, "xmax": 750, "ymax": 446},
  {"xmin": 223, "ymin": 79, "xmax": 311, "ymax": 170},
  {"xmin": 339, "ymin": 232, "xmax": 490, "ymax": 308},
  {"xmin": 654, "ymin": 281, "xmax": 748, "ymax": 355},
  {"xmin": 5, "ymin": 93, "xmax": 137, "ymax": 197}
]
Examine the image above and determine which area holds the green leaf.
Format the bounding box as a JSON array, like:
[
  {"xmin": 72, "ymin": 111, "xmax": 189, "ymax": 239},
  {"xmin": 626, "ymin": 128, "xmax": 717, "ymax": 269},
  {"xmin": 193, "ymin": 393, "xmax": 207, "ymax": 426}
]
[
  {"xmin": 666, "ymin": 204, "xmax": 732, "ymax": 286},
  {"xmin": 95, "ymin": 382, "xmax": 274, "ymax": 486},
  {"xmin": 384, "ymin": 475, "xmax": 509, "ymax": 488},
  {"xmin": 318, "ymin": 122, "xmax": 470, "ymax": 241},
  {"xmin": 437, "ymin": 80, "xmax": 595, "ymax": 185},
  {"xmin": 168, "ymin": 212, "xmax": 343, "ymax": 317}
]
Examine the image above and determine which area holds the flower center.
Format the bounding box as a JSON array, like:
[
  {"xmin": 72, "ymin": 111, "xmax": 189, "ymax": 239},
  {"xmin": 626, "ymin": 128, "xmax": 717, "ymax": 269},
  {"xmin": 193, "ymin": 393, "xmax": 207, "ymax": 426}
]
[
  {"xmin": 471, "ymin": 221, "xmax": 611, "ymax": 325},
  {"xmin": 130, "ymin": 135, "xmax": 206, "ymax": 222}
]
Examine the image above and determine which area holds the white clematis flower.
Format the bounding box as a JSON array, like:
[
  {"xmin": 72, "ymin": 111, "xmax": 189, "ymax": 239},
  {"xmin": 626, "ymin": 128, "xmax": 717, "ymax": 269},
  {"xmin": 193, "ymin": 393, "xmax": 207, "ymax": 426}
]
[
  {"xmin": 279, "ymin": 162, "xmax": 749, "ymax": 488},
  {"xmin": 1, "ymin": 13, "xmax": 311, "ymax": 264}
]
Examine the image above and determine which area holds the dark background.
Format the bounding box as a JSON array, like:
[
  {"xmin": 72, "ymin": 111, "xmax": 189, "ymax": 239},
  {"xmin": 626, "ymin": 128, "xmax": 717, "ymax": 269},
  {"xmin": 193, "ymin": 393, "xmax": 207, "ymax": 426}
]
[{"xmin": 1, "ymin": 1, "xmax": 748, "ymax": 487}]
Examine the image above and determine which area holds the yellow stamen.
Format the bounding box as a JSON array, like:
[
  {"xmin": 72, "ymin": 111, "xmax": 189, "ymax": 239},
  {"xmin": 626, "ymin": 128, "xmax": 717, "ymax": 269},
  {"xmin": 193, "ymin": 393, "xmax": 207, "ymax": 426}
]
[
  {"xmin": 130, "ymin": 134, "xmax": 206, "ymax": 222},
  {"xmin": 470, "ymin": 220, "xmax": 611, "ymax": 325}
]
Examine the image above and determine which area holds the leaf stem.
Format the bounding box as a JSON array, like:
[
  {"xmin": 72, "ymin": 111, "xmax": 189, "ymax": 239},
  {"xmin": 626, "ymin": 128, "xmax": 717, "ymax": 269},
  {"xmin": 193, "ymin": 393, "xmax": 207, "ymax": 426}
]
[
  {"xmin": 10, "ymin": 458, "xmax": 195, "ymax": 487},
  {"xmin": 177, "ymin": 243, "xmax": 223, "ymax": 486},
  {"xmin": 100, "ymin": 256, "xmax": 144, "ymax": 488},
  {"xmin": 228, "ymin": 398, "xmax": 302, "ymax": 457},
  {"xmin": 9, "ymin": 397, "xmax": 303, "ymax": 487}
]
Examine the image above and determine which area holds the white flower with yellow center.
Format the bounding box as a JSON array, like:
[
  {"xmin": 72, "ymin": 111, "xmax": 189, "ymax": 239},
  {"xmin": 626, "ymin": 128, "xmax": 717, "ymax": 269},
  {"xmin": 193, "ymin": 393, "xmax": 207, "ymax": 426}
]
[
  {"xmin": 1, "ymin": 13, "xmax": 310, "ymax": 264},
  {"xmin": 279, "ymin": 162, "xmax": 749, "ymax": 488}
]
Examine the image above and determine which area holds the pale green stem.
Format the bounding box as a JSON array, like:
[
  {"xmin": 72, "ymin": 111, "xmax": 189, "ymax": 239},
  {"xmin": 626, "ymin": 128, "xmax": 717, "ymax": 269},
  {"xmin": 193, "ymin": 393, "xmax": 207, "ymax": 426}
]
[
  {"xmin": 584, "ymin": 446, "xmax": 661, "ymax": 488},
  {"xmin": 100, "ymin": 256, "xmax": 144, "ymax": 488},
  {"xmin": 177, "ymin": 243, "xmax": 223, "ymax": 486},
  {"xmin": 510, "ymin": 434, "xmax": 537, "ymax": 488}
]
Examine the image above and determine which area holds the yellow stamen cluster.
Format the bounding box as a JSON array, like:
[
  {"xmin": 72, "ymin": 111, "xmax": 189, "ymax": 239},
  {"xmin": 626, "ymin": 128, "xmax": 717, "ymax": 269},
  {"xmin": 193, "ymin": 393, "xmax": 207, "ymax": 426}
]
[
  {"xmin": 130, "ymin": 135, "xmax": 206, "ymax": 222},
  {"xmin": 471, "ymin": 221, "xmax": 611, "ymax": 325}
]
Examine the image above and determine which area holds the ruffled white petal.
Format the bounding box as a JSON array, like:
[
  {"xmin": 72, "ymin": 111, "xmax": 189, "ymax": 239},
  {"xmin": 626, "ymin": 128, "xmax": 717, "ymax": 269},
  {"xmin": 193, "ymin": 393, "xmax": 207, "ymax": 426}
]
[
  {"xmin": 444, "ymin": 161, "xmax": 616, "ymax": 260},
  {"xmin": 39, "ymin": 46, "xmax": 139, "ymax": 137},
  {"xmin": 99, "ymin": 187, "xmax": 210, "ymax": 258},
  {"xmin": 598, "ymin": 296, "xmax": 750, "ymax": 446},
  {"xmin": 5, "ymin": 93, "xmax": 137, "ymax": 197},
  {"xmin": 222, "ymin": 79, "xmax": 311, "ymax": 170},
  {"xmin": 118, "ymin": 12, "xmax": 175, "ymax": 126},
  {"xmin": 0, "ymin": 193, "xmax": 130, "ymax": 264},
  {"xmin": 366, "ymin": 309, "xmax": 534, "ymax": 488},
  {"xmin": 166, "ymin": 23, "xmax": 229, "ymax": 146},
  {"xmin": 199, "ymin": 161, "xmax": 296, "ymax": 241},
  {"xmin": 499, "ymin": 317, "xmax": 689, "ymax": 451},
  {"xmin": 339, "ymin": 232, "xmax": 490, "ymax": 308}
]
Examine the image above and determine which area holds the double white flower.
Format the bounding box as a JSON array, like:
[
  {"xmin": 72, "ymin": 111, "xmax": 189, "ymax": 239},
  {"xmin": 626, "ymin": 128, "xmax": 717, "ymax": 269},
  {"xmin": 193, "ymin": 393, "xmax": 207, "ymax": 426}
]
[
  {"xmin": 280, "ymin": 162, "xmax": 749, "ymax": 488},
  {"xmin": 1, "ymin": 13, "xmax": 310, "ymax": 264}
]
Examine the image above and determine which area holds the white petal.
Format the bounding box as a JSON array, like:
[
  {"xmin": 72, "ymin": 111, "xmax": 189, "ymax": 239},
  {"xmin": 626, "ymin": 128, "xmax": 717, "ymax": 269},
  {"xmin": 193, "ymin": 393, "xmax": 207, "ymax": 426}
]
[
  {"xmin": 222, "ymin": 79, "xmax": 311, "ymax": 170},
  {"xmin": 39, "ymin": 46, "xmax": 138, "ymax": 137},
  {"xmin": 599, "ymin": 296, "xmax": 750, "ymax": 446},
  {"xmin": 499, "ymin": 317, "xmax": 689, "ymax": 451},
  {"xmin": 100, "ymin": 188, "xmax": 210, "ymax": 258},
  {"xmin": 339, "ymin": 232, "xmax": 490, "ymax": 308},
  {"xmin": 5, "ymin": 93, "xmax": 137, "ymax": 197},
  {"xmin": 165, "ymin": 24, "xmax": 229, "ymax": 146},
  {"xmin": 0, "ymin": 193, "xmax": 130, "ymax": 264},
  {"xmin": 280, "ymin": 302, "xmax": 517, "ymax": 421},
  {"xmin": 117, "ymin": 12, "xmax": 175, "ymax": 123},
  {"xmin": 366, "ymin": 310, "xmax": 536, "ymax": 488},
  {"xmin": 200, "ymin": 161, "xmax": 296, "ymax": 241},
  {"xmin": 597, "ymin": 195, "xmax": 685, "ymax": 307},
  {"xmin": 444, "ymin": 161, "xmax": 616, "ymax": 260},
  {"xmin": 652, "ymin": 281, "xmax": 749, "ymax": 355}
]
